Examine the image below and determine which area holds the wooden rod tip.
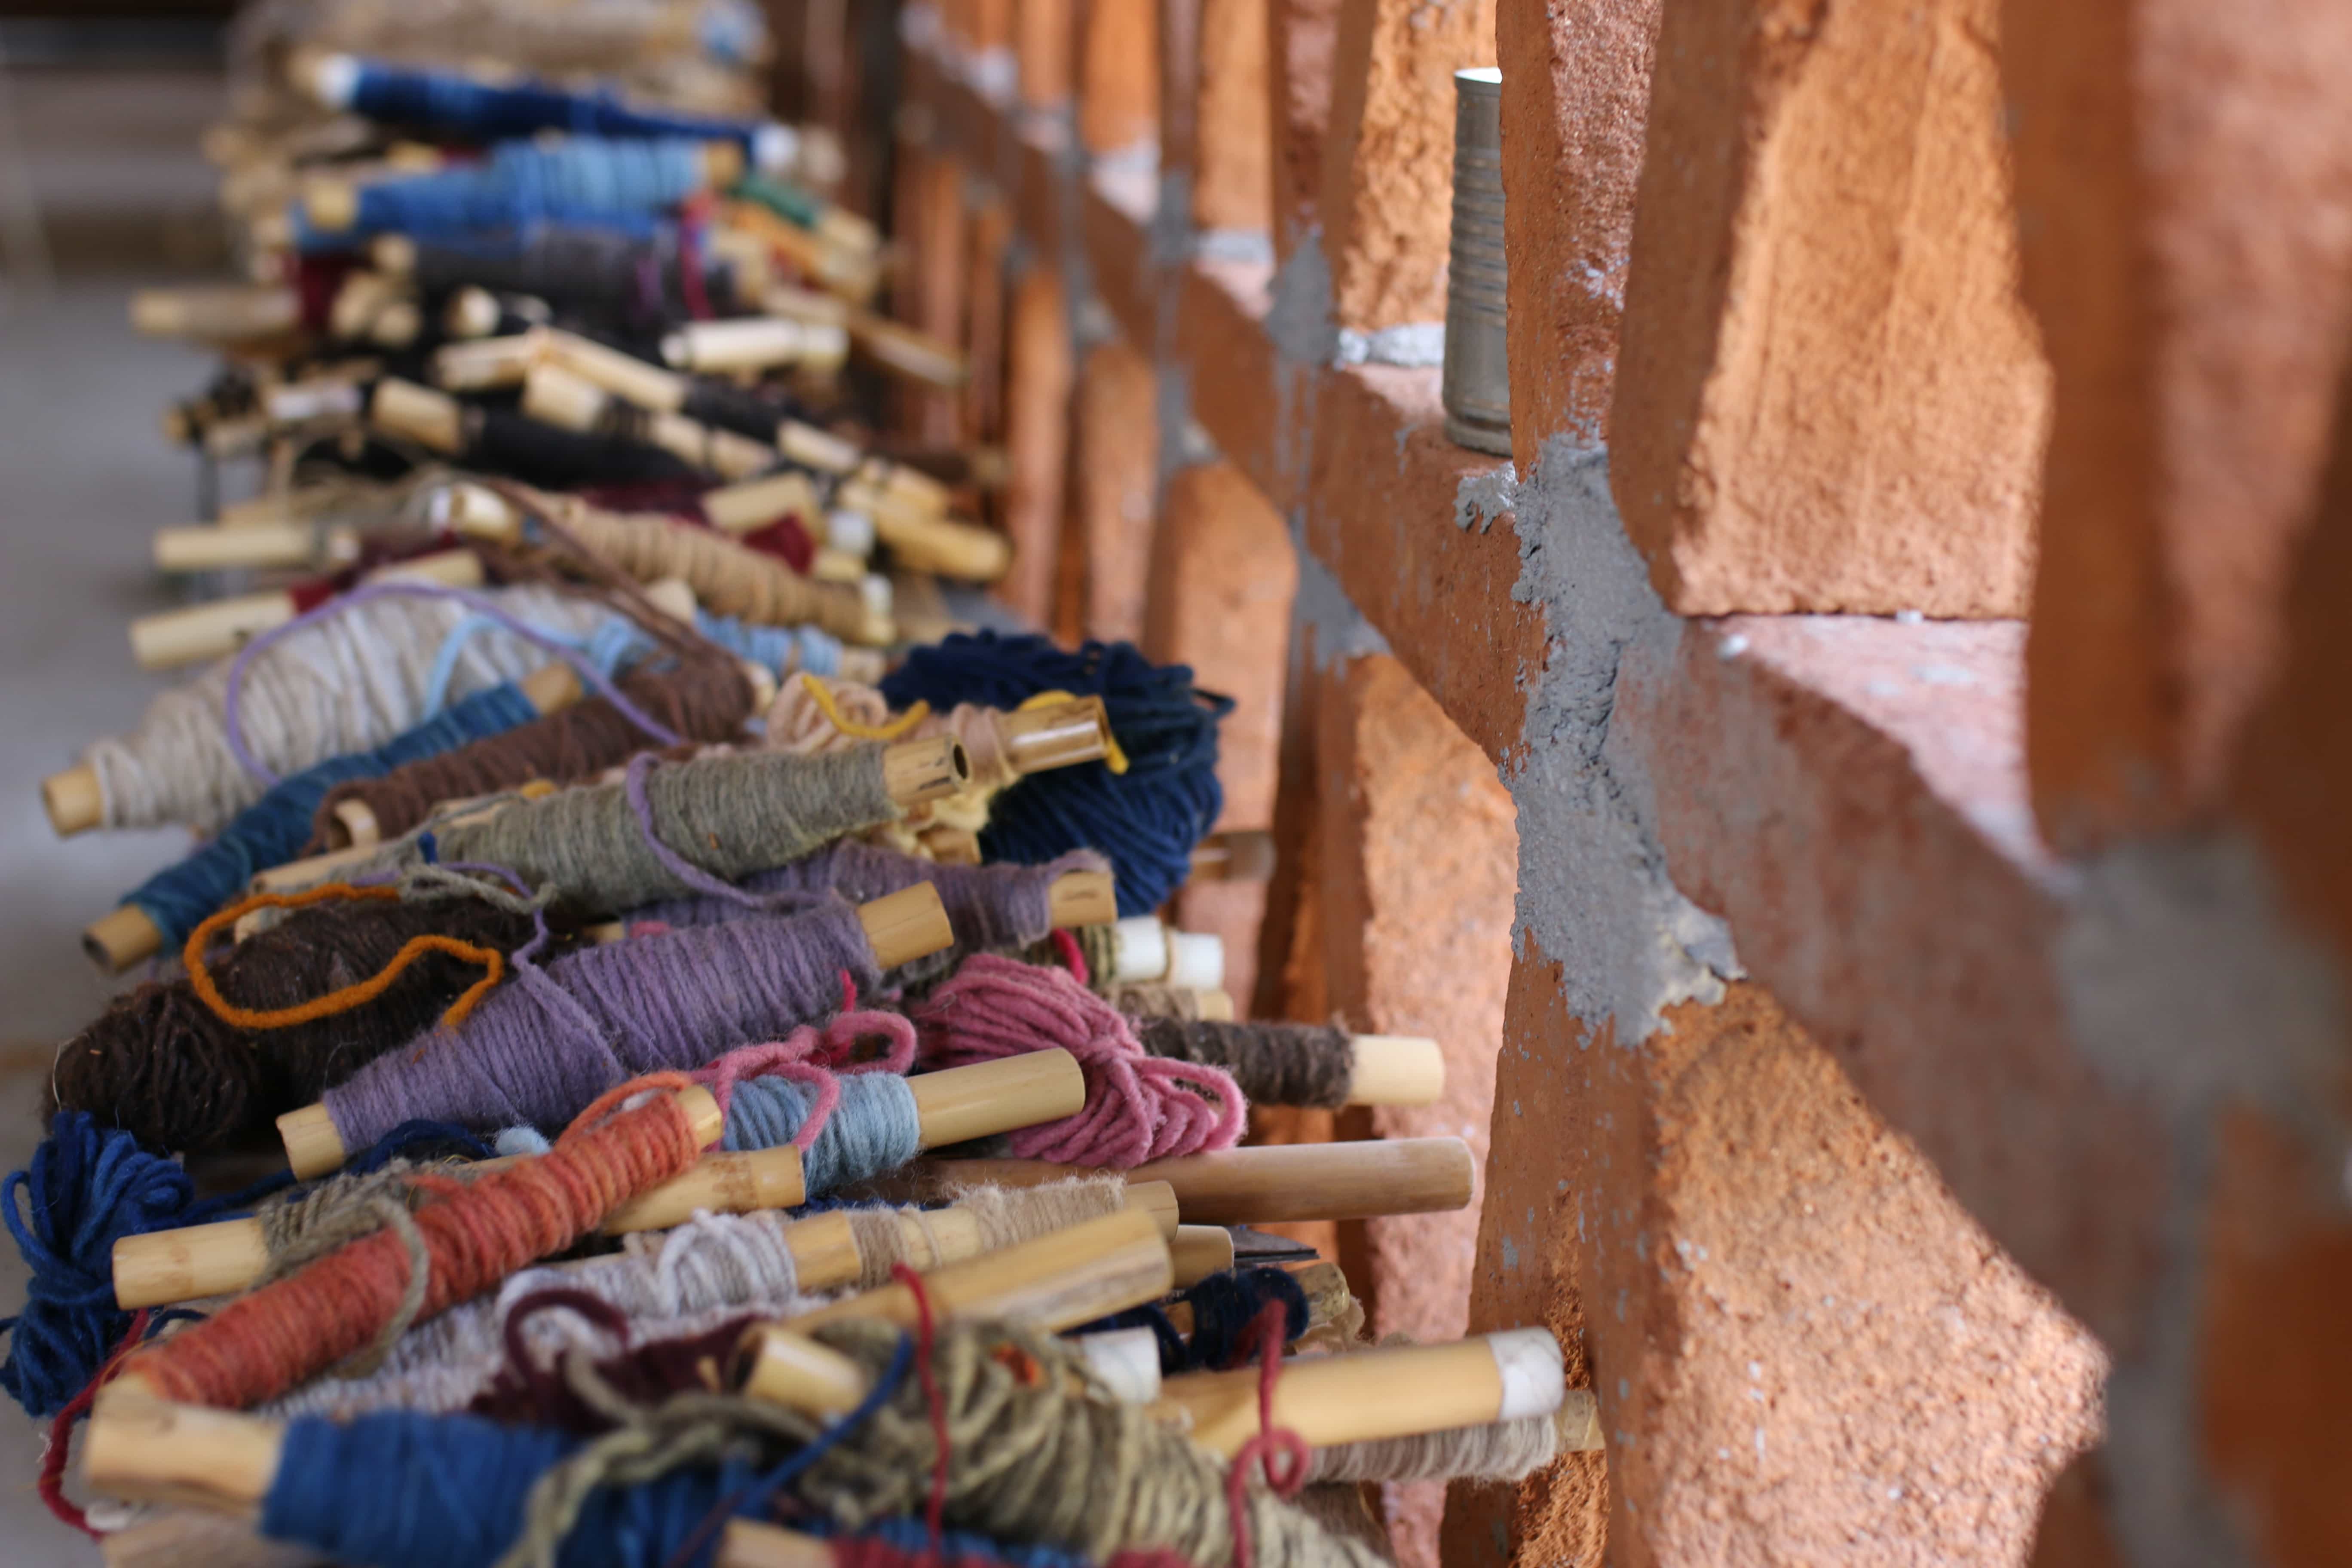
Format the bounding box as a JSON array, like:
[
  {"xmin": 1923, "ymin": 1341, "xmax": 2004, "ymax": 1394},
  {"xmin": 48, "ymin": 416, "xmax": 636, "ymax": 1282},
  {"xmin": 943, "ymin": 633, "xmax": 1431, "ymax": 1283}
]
[
  {"xmin": 277, "ymin": 1104, "xmax": 347, "ymax": 1179},
  {"xmin": 43, "ymin": 764, "xmax": 103, "ymax": 836},
  {"xmin": 83, "ymin": 904, "xmax": 161, "ymax": 974}
]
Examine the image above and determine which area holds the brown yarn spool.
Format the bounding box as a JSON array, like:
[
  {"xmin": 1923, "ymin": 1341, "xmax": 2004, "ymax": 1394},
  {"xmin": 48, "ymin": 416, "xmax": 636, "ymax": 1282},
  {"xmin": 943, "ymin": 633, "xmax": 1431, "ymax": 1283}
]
[
  {"xmin": 47, "ymin": 896, "xmax": 549, "ymax": 1155},
  {"xmin": 309, "ymin": 660, "xmax": 755, "ymax": 851}
]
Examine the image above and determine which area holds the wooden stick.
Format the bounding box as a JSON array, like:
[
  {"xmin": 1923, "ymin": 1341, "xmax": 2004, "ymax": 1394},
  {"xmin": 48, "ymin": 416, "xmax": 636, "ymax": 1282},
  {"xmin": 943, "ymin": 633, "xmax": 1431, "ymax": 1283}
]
[
  {"xmin": 1187, "ymin": 829, "xmax": 1277, "ymax": 883},
  {"xmin": 661, "ymin": 316, "xmax": 848, "ymax": 375},
  {"xmin": 1152, "ymin": 1328, "xmax": 1566, "ymax": 1458},
  {"xmin": 882, "ymin": 733, "xmax": 972, "ymax": 804},
  {"xmin": 1170, "ymin": 1223, "xmax": 1236, "ymax": 1286},
  {"xmin": 922, "ymin": 1137, "xmax": 1478, "ymax": 1224},
  {"xmin": 995, "ymin": 696, "xmax": 1111, "ymax": 775},
  {"xmin": 523, "ymin": 361, "xmax": 777, "ymax": 480},
  {"xmin": 151, "ymin": 521, "xmax": 357, "ymax": 574},
  {"xmin": 1047, "ymin": 870, "xmax": 1118, "ymax": 928},
  {"xmin": 126, "ymin": 548, "xmax": 486, "ymax": 672},
  {"xmin": 701, "ymin": 470, "xmax": 825, "ymax": 534},
  {"xmin": 1343, "ymin": 1037, "xmax": 1448, "ymax": 1106},
  {"xmin": 368, "ymin": 378, "xmax": 466, "ymax": 453},
  {"xmin": 129, "ymin": 285, "xmax": 300, "ymax": 342},
  {"xmin": 737, "ymin": 1206, "xmax": 1173, "ymax": 1406},
  {"xmin": 833, "ymin": 472, "xmax": 1009, "ymax": 582}
]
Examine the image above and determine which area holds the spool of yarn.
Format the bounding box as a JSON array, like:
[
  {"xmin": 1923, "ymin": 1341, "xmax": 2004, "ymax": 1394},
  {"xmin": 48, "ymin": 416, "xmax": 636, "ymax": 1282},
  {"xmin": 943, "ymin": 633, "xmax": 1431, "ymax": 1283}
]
[
  {"xmin": 103, "ymin": 681, "xmax": 540, "ymax": 962},
  {"xmin": 914, "ymin": 956, "xmax": 1246, "ymax": 1167},
  {"xmin": 1130, "ymin": 1021, "xmax": 1351, "ymax": 1111},
  {"xmin": 304, "ymin": 896, "xmax": 925, "ymax": 1160},
  {"xmin": 309, "ymin": 53, "xmax": 788, "ymax": 163},
  {"xmin": 60, "ymin": 581, "xmax": 655, "ymax": 835},
  {"xmin": 306, "ymin": 136, "xmax": 730, "ymax": 241},
  {"xmin": 314, "ymin": 741, "xmax": 956, "ymax": 919},
  {"xmin": 1302, "ymin": 1403, "xmax": 1599, "ymax": 1484},
  {"xmin": 879, "ymin": 634, "xmax": 1231, "ymax": 916},
  {"xmin": 312, "ymin": 661, "xmax": 755, "ymax": 850},
  {"xmin": 621, "ymin": 842, "xmax": 1111, "ymax": 989},
  {"xmin": 1084, "ymin": 1267, "xmax": 1311, "ymax": 1375},
  {"xmin": 370, "ymin": 378, "xmax": 705, "ymax": 489},
  {"xmin": 691, "ymin": 608, "xmax": 870, "ymax": 684},
  {"xmin": 115, "ymin": 1083, "xmax": 724, "ymax": 1410},
  {"xmin": 264, "ymin": 1179, "xmax": 1138, "ymax": 1422},
  {"xmin": 49, "ymin": 894, "xmax": 548, "ymax": 1156},
  {"xmin": 400, "ymin": 223, "xmax": 743, "ymax": 329}
]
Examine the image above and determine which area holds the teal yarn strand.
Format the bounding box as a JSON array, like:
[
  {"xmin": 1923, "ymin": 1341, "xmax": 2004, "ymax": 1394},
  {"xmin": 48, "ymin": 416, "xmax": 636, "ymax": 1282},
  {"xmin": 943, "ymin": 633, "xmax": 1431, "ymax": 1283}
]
[{"xmin": 125, "ymin": 683, "xmax": 536, "ymax": 946}]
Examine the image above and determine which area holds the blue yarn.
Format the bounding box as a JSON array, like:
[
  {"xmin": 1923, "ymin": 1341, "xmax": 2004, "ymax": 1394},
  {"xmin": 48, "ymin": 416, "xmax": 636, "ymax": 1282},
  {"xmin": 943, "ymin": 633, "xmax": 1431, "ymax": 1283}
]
[
  {"xmin": 327, "ymin": 137, "xmax": 710, "ymax": 242},
  {"xmin": 721, "ymin": 1073, "xmax": 923, "ymax": 1195},
  {"xmin": 691, "ymin": 610, "xmax": 847, "ymax": 679},
  {"xmin": 261, "ymin": 1335, "xmax": 915, "ymax": 1568},
  {"xmin": 124, "ymin": 683, "xmax": 535, "ymax": 947},
  {"xmin": 420, "ymin": 610, "xmax": 652, "ymax": 714},
  {"xmin": 338, "ymin": 57, "xmax": 772, "ymax": 151},
  {"xmin": 0, "ymin": 1116, "xmax": 491, "ymax": 1417},
  {"xmin": 1080, "ymin": 1265, "xmax": 1308, "ymax": 1374},
  {"xmin": 878, "ymin": 634, "xmax": 1232, "ymax": 916}
]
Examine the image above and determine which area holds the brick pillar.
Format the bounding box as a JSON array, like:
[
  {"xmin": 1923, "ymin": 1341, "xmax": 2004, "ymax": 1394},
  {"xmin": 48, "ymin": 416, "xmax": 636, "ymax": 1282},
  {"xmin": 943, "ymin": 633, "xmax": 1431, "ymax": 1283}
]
[
  {"xmin": 1193, "ymin": 0, "xmax": 1272, "ymax": 236},
  {"xmin": 1071, "ymin": 339, "xmax": 1160, "ymax": 641},
  {"xmin": 1017, "ymin": 0, "xmax": 1073, "ymax": 107},
  {"xmin": 1447, "ymin": 959, "xmax": 2106, "ymax": 1568},
  {"xmin": 962, "ymin": 196, "xmax": 1014, "ymax": 450},
  {"xmin": 1001, "ymin": 266, "xmax": 1073, "ymax": 624},
  {"xmin": 1317, "ymin": 0, "xmax": 1496, "ymax": 344},
  {"xmin": 1608, "ymin": 0, "xmax": 2046, "ymax": 617},
  {"xmin": 2002, "ymin": 0, "xmax": 2352, "ymax": 851},
  {"xmin": 1143, "ymin": 461, "xmax": 1296, "ymax": 1008},
  {"xmin": 1492, "ymin": 0, "xmax": 1660, "ymax": 461},
  {"xmin": 1079, "ymin": 0, "xmax": 1160, "ymax": 156},
  {"xmin": 894, "ymin": 146, "xmax": 967, "ymax": 445},
  {"xmin": 1314, "ymin": 652, "xmax": 1515, "ymax": 1568},
  {"xmin": 1266, "ymin": 0, "xmax": 1340, "ymax": 259}
]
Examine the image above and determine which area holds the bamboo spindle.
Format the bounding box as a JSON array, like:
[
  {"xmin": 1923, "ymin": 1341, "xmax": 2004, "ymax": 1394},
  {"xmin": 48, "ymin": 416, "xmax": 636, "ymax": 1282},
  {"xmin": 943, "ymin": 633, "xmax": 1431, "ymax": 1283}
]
[
  {"xmin": 128, "ymin": 285, "xmax": 301, "ymax": 342},
  {"xmin": 660, "ymin": 315, "xmax": 850, "ymax": 375},
  {"xmin": 700, "ymin": 469, "xmax": 825, "ymax": 534},
  {"xmin": 242, "ymin": 734, "xmax": 968, "ymax": 905},
  {"xmin": 923, "ymin": 1136, "xmax": 1478, "ymax": 1224},
  {"xmin": 126, "ymin": 547, "xmax": 487, "ymax": 673},
  {"xmin": 1107, "ymin": 916, "xmax": 1225, "ymax": 989},
  {"xmin": 430, "ymin": 329, "xmax": 545, "ymax": 393},
  {"xmin": 995, "ymin": 696, "xmax": 1113, "ymax": 775},
  {"xmin": 1169, "ymin": 1224, "xmax": 1236, "ymax": 1286},
  {"xmin": 73, "ymin": 665, "xmax": 584, "ymax": 973},
  {"xmin": 1152, "ymin": 1328, "xmax": 1566, "ymax": 1458},
  {"xmin": 269, "ymin": 964, "xmax": 1068, "ymax": 1185},
  {"xmin": 151, "ymin": 521, "xmax": 360, "ymax": 575},
  {"xmin": 521, "ymin": 361, "xmax": 775, "ymax": 481},
  {"xmin": 735, "ymin": 1205, "xmax": 1174, "ymax": 1409}
]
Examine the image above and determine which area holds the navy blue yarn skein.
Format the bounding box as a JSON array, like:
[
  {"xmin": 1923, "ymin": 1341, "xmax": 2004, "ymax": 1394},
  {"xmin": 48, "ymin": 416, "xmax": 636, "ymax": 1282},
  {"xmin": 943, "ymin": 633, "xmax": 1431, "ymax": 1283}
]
[
  {"xmin": 334, "ymin": 57, "xmax": 774, "ymax": 153},
  {"xmin": 1081, "ymin": 1266, "xmax": 1309, "ymax": 1374},
  {"xmin": 0, "ymin": 1116, "xmax": 490, "ymax": 1417},
  {"xmin": 878, "ymin": 634, "xmax": 1231, "ymax": 916},
  {"xmin": 125, "ymin": 682, "xmax": 536, "ymax": 946}
]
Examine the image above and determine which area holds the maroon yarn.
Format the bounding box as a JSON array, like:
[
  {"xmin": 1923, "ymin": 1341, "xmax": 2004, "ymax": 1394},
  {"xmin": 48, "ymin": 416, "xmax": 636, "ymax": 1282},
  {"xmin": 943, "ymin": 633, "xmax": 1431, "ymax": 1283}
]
[{"xmin": 466, "ymin": 1289, "xmax": 761, "ymax": 1432}]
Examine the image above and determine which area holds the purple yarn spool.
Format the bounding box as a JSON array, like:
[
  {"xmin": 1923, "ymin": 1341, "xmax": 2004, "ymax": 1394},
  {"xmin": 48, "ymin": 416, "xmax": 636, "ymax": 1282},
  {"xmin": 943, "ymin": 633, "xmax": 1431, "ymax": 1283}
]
[{"xmin": 320, "ymin": 900, "xmax": 880, "ymax": 1150}]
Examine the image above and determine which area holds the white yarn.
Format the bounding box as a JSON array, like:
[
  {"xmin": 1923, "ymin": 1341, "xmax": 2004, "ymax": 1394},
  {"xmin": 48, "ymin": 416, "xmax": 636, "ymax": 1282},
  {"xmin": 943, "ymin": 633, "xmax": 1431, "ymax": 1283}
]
[{"xmin": 82, "ymin": 584, "xmax": 627, "ymax": 833}]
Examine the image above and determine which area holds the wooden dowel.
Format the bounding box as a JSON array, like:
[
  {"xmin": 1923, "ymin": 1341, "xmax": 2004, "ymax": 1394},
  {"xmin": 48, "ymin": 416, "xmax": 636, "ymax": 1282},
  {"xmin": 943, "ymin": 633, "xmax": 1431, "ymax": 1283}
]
[
  {"xmin": 83, "ymin": 1395, "xmax": 281, "ymax": 1513},
  {"xmin": 995, "ymin": 696, "xmax": 1111, "ymax": 775},
  {"xmin": 152, "ymin": 522, "xmax": 355, "ymax": 574},
  {"xmin": 1188, "ymin": 829, "xmax": 1277, "ymax": 883},
  {"xmin": 368, "ymin": 378, "xmax": 466, "ymax": 453},
  {"xmin": 126, "ymin": 548, "xmax": 486, "ymax": 671},
  {"xmin": 129, "ymin": 285, "xmax": 300, "ymax": 342},
  {"xmin": 925, "ymin": 1137, "xmax": 1478, "ymax": 1224},
  {"xmin": 83, "ymin": 905, "xmax": 163, "ymax": 973},
  {"xmin": 1046, "ymin": 870, "xmax": 1118, "ymax": 928},
  {"xmin": 1152, "ymin": 1329, "xmax": 1566, "ymax": 1458},
  {"xmin": 858, "ymin": 879, "xmax": 956, "ymax": 969},
  {"xmin": 431, "ymin": 330, "xmax": 545, "ymax": 393},
  {"xmin": 1343, "ymin": 1037, "xmax": 1448, "ymax": 1106},
  {"xmin": 881, "ymin": 734, "xmax": 971, "ymax": 805},
  {"xmin": 739, "ymin": 1207, "xmax": 1173, "ymax": 1407},
  {"xmin": 540, "ymin": 328, "xmax": 689, "ymax": 413},
  {"xmin": 718, "ymin": 1522, "xmax": 837, "ymax": 1568},
  {"xmin": 902, "ymin": 1046, "xmax": 1086, "ymax": 1145},
  {"xmin": 702, "ymin": 470, "xmax": 824, "ymax": 534},
  {"xmin": 1170, "ymin": 1224, "xmax": 1235, "ymax": 1286},
  {"xmin": 43, "ymin": 764, "xmax": 104, "ymax": 836}
]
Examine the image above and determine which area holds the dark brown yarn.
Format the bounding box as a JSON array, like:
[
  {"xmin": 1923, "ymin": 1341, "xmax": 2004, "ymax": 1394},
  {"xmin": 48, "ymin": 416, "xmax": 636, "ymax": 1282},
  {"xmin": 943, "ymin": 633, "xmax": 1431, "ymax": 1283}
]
[
  {"xmin": 1134, "ymin": 1018, "xmax": 1354, "ymax": 1109},
  {"xmin": 307, "ymin": 662, "xmax": 755, "ymax": 851},
  {"xmin": 466, "ymin": 1288, "xmax": 757, "ymax": 1433},
  {"xmin": 47, "ymin": 897, "xmax": 544, "ymax": 1155}
]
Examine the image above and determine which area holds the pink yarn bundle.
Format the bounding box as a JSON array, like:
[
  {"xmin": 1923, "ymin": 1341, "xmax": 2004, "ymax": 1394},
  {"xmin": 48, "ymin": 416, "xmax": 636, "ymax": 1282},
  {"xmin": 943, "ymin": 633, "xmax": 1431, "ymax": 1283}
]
[
  {"xmin": 914, "ymin": 954, "xmax": 1246, "ymax": 1165},
  {"xmin": 690, "ymin": 998, "xmax": 918, "ymax": 1149}
]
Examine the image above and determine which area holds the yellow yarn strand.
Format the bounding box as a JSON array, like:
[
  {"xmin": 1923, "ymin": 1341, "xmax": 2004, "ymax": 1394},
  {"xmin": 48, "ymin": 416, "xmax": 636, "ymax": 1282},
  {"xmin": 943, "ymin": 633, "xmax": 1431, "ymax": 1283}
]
[{"xmin": 799, "ymin": 673, "xmax": 930, "ymax": 740}]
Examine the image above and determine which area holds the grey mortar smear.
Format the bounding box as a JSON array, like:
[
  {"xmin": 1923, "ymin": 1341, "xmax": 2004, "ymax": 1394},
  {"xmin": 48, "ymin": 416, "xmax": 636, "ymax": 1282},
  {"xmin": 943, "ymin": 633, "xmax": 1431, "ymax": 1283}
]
[{"xmin": 1459, "ymin": 436, "xmax": 1741, "ymax": 1040}]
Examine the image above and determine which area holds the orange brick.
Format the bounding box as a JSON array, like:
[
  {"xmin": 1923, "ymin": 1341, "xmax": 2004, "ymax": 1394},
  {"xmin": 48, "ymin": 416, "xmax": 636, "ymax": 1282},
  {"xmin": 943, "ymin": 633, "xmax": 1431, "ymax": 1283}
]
[
  {"xmin": 1070, "ymin": 340, "xmax": 1160, "ymax": 642},
  {"xmin": 893, "ymin": 147, "xmax": 967, "ymax": 445},
  {"xmin": 2006, "ymin": 0, "xmax": 2352, "ymax": 848},
  {"xmin": 1492, "ymin": 0, "xmax": 1659, "ymax": 461},
  {"xmin": 1266, "ymin": 0, "xmax": 1341, "ymax": 256},
  {"xmin": 1141, "ymin": 461, "xmax": 1297, "ymax": 829},
  {"xmin": 1455, "ymin": 945, "xmax": 2104, "ymax": 1565},
  {"xmin": 1318, "ymin": 0, "xmax": 1496, "ymax": 334},
  {"xmin": 962, "ymin": 197, "xmax": 1014, "ymax": 447},
  {"xmin": 1608, "ymin": 0, "xmax": 2046, "ymax": 616},
  {"xmin": 1016, "ymin": 0, "xmax": 1073, "ymax": 106},
  {"xmin": 1079, "ymin": 0, "xmax": 1160, "ymax": 154},
  {"xmin": 1194, "ymin": 0, "xmax": 1273, "ymax": 234},
  {"xmin": 1000, "ymin": 266, "xmax": 1073, "ymax": 623}
]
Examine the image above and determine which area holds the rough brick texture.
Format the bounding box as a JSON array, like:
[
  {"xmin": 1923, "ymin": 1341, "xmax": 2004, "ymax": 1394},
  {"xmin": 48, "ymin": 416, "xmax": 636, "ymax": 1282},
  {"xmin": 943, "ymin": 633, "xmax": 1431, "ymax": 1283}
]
[
  {"xmin": 962, "ymin": 198, "xmax": 1013, "ymax": 446},
  {"xmin": 1313, "ymin": 652, "xmax": 1516, "ymax": 1568},
  {"xmin": 1000, "ymin": 266, "xmax": 1072, "ymax": 623},
  {"xmin": 1448, "ymin": 951, "xmax": 2105, "ymax": 1568},
  {"xmin": 1141, "ymin": 460, "xmax": 1297, "ymax": 829},
  {"xmin": 1266, "ymin": 0, "xmax": 1340, "ymax": 255},
  {"xmin": 2004, "ymin": 0, "xmax": 2352, "ymax": 850},
  {"xmin": 1493, "ymin": 0, "xmax": 1659, "ymax": 461},
  {"xmin": 1079, "ymin": 0, "xmax": 1159, "ymax": 154},
  {"xmin": 1609, "ymin": 0, "xmax": 2047, "ymax": 617},
  {"xmin": 1317, "ymin": 0, "xmax": 1496, "ymax": 333},
  {"xmin": 1016, "ymin": 0, "xmax": 1072, "ymax": 106},
  {"xmin": 892, "ymin": 146, "xmax": 968, "ymax": 444},
  {"xmin": 1193, "ymin": 0, "xmax": 1271, "ymax": 233},
  {"xmin": 1071, "ymin": 340, "xmax": 1160, "ymax": 641}
]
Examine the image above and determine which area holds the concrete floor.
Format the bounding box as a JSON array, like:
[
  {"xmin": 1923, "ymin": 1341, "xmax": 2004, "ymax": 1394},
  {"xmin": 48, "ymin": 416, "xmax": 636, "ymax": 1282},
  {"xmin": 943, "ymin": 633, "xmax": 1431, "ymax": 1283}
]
[{"xmin": 1, "ymin": 60, "xmax": 227, "ymax": 1567}]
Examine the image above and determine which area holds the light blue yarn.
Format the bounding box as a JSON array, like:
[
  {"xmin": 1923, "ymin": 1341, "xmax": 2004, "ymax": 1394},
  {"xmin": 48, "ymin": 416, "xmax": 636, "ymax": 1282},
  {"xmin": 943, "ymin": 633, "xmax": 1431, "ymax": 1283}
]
[
  {"xmin": 420, "ymin": 611, "xmax": 655, "ymax": 714},
  {"xmin": 332, "ymin": 137, "xmax": 709, "ymax": 242},
  {"xmin": 723, "ymin": 1072, "xmax": 922, "ymax": 1194},
  {"xmin": 692, "ymin": 609, "xmax": 845, "ymax": 678}
]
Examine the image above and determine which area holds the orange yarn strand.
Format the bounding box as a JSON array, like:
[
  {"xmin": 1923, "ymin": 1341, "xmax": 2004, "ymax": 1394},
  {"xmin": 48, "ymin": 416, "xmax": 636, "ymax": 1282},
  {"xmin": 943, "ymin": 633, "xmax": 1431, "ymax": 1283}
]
[
  {"xmin": 182, "ymin": 884, "xmax": 505, "ymax": 1033},
  {"xmin": 119, "ymin": 1091, "xmax": 704, "ymax": 1411}
]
